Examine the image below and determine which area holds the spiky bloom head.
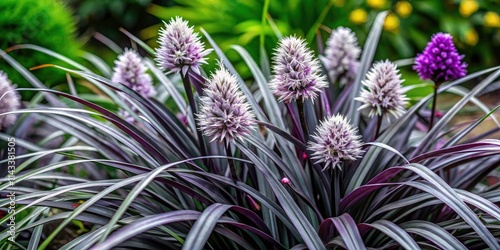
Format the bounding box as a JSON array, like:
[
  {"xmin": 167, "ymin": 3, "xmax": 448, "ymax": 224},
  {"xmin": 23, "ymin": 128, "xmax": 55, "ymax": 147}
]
[
  {"xmin": 112, "ymin": 49, "xmax": 156, "ymax": 97},
  {"xmin": 270, "ymin": 36, "xmax": 327, "ymax": 103},
  {"xmin": 0, "ymin": 71, "xmax": 20, "ymax": 130},
  {"xmin": 322, "ymin": 27, "xmax": 361, "ymax": 85},
  {"xmin": 308, "ymin": 114, "xmax": 363, "ymax": 170},
  {"xmin": 413, "ymin": 33, "xmax": 467, "ymax": 85},
  {"xmin": 355, "ymin": 60, "xmax": 408, "ymax": 120},
  {"xmin": 155, "ymin": 17, "xmax": 212, "ymax": 75},
  {"xmin": 198, "ymin": 65, "xmax": 256, "ymax": 143}
]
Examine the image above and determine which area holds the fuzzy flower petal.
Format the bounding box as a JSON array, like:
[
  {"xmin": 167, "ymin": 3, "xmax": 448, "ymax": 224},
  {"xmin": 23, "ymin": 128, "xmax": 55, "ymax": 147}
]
[
  {"xmin": 155, "ymin": 17, "xmax": 212, "ymax": 75},
  {"xmin": 0, "ymin": 71, "xmax": 20, "ymax": 130},
  {"xmin": 413, "ymin": 33, "xmax": 467, "ymax": 84},
  {"xmin": 270, "ymin": 36, "xmax": 327, "ymax": 103},
  {"xmin": 322, "ymin": 27, "xmax": 361, "ymax": 85},
  {"xmin": 112, "ymin": 49, "xmax": 156, "ymax": 122},
  {"xmin": 198, "ymin": 65, "xmax": 256, "ymax": 143},
  {"xmin": 355, "ymin": 60, "xmax": 408, "ymax": 120},
  {"xmin": 112, "ymin": 49, "xmax": 156, "ymax": 97},
  {"xmin": 308, "ymin": 114, "xmax": 363, "ymax": 170}
]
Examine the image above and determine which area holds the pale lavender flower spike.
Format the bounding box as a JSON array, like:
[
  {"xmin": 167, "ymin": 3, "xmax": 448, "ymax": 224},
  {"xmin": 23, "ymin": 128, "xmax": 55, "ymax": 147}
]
[
  {"xmin": 308, "ymin": 114, "xmax": 363, "ymax": 170},
  {"xmin": 322, "ymin": 27, "xmax": 361, "ymax": 86},
  {"xmin": 355, "ymin": 60, "xmax": 408, "ymax": 121},
  {"xmin": 112, "ymin": 49, "xmax": 156, "ymax": 97},
  {"xmin": 270, "ymin": 36, "xmax": 327, "ymax": 103},
  {"xmin": 0, "ymin": 71, "xmax": 20, "ymax": 130},
  {"xmin": 155, "ymin": 16, "xmax": 213, "ymax": 76},
  {"xmin": 198, "ymin": 64, "xmax": 256, "ymax": 143},
  {"xmin": 112, "ymin": 49, "xmax": 155, "ymax": 123}
]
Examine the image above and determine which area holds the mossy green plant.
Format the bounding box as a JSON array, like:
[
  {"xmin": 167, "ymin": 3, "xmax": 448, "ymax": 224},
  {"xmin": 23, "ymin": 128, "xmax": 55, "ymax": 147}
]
[{"xmin": 0, "ymin": 0, "xmax": 80, "ymax": 98}]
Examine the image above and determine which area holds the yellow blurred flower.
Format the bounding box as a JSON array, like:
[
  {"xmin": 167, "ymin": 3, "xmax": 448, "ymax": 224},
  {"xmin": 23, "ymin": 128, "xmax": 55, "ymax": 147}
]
[
  {"xmin": 383, "ymin": 13, "xmax": 400, "ymax": 32},
  {"xmin": 459, "ymin": 0, "xmax": 479, "ymax": 17},
  {"xmin": 367, "ymin": 0, "xmax": 386, "ymax": 9},
  {"xmin": 464, "ymin": 29, "xmax": 478, "ymax": 46},
  {"xmin": 395, "ymin": 1, "xmax": 412, "ymax": 18},
  {"xmin": 349, "ymin": 9, "xmax": 368, "ymax": 24},
  {"xmin": 484, "ymin": 12, "xmax": 500, "ymax": 28}
]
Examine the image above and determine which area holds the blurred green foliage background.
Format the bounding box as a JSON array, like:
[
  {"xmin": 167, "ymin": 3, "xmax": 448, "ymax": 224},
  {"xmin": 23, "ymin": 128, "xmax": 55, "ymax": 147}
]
[
  {"xmin": 1, "ymin": 0, "xmax": 499, "ymax": 100},
  {"xmin": 72, "ymin": 0, "xmax": 500, "ymax": 100},
  {"xmin": 0, "ymin": 0, "xmax": 80, "ymax": 98}
]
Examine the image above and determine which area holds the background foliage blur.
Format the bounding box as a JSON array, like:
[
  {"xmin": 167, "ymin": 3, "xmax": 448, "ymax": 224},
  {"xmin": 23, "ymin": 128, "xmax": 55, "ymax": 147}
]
[
  {"xmin": 63, "ymin": 0, "xmax": 500, "ymax": 101},
  {"xmin": 2, "ymin": 0, "xmax": 499, "ymax": 96},
  {"xmin": 0, "ymin": 0, "xmax": 80, "ymax": 98},
  {"xmin": 145, "ymin": 0, "xmax": 500, "ymax": 74}
]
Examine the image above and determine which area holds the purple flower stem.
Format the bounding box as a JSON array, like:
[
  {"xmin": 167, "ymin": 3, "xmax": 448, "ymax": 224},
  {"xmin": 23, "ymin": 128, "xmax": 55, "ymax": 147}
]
[
  {"xmin": 181, "ymin": 70, "xmax": 207, "ymax": 159},
  {"xmin": 332, "ymin": 167, "xmax": 341, "ymax": 217},
  {"xmin": 225, "ymin": 140, "xmax": 242, "ymax": 205},
  {"xmin": 286, "ymin": 102, "xmax": 305, "ymax": 142},
  {"xmin": 297, "ymin": 99, "xmax": 310, "ymax": 143},
  {"xmin": 373, "ymin": 115, "xmax": 383, "ymax": 141}
]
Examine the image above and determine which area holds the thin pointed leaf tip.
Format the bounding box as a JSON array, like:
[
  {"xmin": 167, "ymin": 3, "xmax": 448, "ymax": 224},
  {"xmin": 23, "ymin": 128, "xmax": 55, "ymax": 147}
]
[
  {"xmin": 355, "ymin": 60, "xmax": 408, "ymax": 120},
  {"xmin": 270, "ymin": 36, "xmax": 327, "ymax": 103},
  {"xmin": 322, "ymin": 27, "xmax": 361, "ymax": 86},
  {"xmin": 0, "ymin": 71, "xmax": 20, "ymax": 130},
  {"xmin": 413, "ymin": 32, "xmax": 467, "ymax": 85},
  {"xmin": 198, "ymin": 64, "xmax": 256, "ymax": 143},
  {"xmin": 155, "ymin": 16, "xmax": 213, "ymax": 76},
  {"xmin": 308, "ymin": 114, "xmax": 363, "ymax": 170}
]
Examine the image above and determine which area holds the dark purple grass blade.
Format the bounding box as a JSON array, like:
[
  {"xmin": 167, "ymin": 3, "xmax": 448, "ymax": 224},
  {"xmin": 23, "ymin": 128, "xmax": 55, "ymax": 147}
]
[
  {"xmin": 319, "ymin": 214, "xmax": 366, "ymax": 250},
  {"xmin": 18, "ymin": 88, "xmax": 170, "ymax": 164},
  {"xmin": 90, "ymin": 210, "xmax": 201, "ymax": 249},
  {"xmin": 285, "ymin": 102, "xmax": 305, "ymax": 142},
  {"xmin": 235, "ymin": 141, "xmax": 326, "ymax": 250},
  {"xmin": 257, "ymin": 120, "xmax": 307, "ymax": 151},
  {"xmin": 183, "ymin": 203, "xmax": 235, "ymax": 250},
  {"xmin": 409, "ymin": 140, "xmax": 500, "ymax": 163},
  {"xmin": 215, "ymin": 220, "xmax": 285, "ymax": 250},
  {"xmin": 358, "ymin": 220, "xmax": 419, "ymax": 249},
  {"xmin": 0, "ymin": 50, "xmax": 63, "ymax": 106},
  {"xmin": 244, "ymin": 136, "xmax": 311, "ymax": 195},
  {"xmin": 401, "ymin": 221, "xmax": 467, "ymax": 250},
  {"xmin": 341, "ymin": 164, "xmax": 499, "ymax": 248},
  {"xmin": 180, "ymin": 170, "xmax": 301, "ymax": 239}
]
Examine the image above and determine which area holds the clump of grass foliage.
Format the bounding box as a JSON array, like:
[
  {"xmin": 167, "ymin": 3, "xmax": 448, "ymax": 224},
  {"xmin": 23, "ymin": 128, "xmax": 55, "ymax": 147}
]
[{"xmin": 1, "ymin": 11, "xmax": 500, "ymax": 249}]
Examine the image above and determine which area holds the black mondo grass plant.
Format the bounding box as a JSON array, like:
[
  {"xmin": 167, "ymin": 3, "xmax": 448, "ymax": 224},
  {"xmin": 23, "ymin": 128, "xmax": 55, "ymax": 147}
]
[{"xmin": 1, "ymin": 11, "xmax": 500, "ymax": 249}]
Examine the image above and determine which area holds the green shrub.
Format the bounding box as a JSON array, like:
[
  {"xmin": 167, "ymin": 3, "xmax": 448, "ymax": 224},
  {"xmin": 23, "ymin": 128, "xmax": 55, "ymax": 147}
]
[{"xmin": 0, "ymin": 0, "xmax": 80, "ymax": 98}]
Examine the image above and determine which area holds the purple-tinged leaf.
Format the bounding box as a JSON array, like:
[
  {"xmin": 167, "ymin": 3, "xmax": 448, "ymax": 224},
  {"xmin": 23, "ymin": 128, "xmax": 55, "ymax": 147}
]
[
  {"xmin": 183, "ymin": 203, "xmax": 233, "ymax": 250},
  {"xmin": 257, "ymin": 120, "xmax": 307, "ymax": 151},
  {"xmin": 410, "ymin": 140, "xmax": 500, "ymax": 163},
  {"xmin": 401, "ymin": 221, "xmax": 467, "ymax": 250},
  {"xmin": 359, "ymin": 220, "xmax": 419, "ymax": 249},
  {"xmin": 235, "ymin": 141, "xmax": 326, "ymax": 250},
  {"xmin": 91, "ymin": 210, "xmax": 201, "ymax": 249},
  {"xmin": 319, "ymin": 213, "xmax": 366, "ymax": 250}
]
